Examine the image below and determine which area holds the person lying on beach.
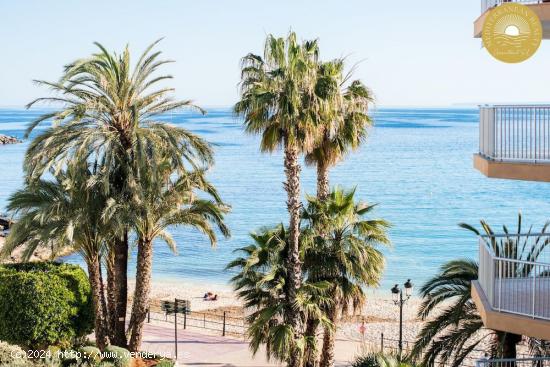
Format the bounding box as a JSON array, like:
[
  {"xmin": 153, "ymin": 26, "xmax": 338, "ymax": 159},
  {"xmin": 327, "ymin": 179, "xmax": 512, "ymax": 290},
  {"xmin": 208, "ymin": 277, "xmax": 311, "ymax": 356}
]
[
  {"xmin": 203, "ymin": 293, "xmax": 218, "ymax": 301},
  {"xmin": 203, "ymin": 292, "xmax": 213, "ymax": 300}
]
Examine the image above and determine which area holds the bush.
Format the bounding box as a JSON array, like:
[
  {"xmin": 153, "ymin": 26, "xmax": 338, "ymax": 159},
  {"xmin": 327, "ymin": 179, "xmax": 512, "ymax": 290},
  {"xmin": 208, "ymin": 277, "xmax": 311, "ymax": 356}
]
[
  {"xmin": 103, "ymin": 346, "xmax": 131, "ymax": 367},
  {"xmin": 0, "ymin": 340, "xmax": 31, "ymax": 366},
  {"xmin": 352, "ymin": 352, "xmax": 415, "ymax": 367},
  {"xmin": 155, "ymin": 360, "xmax": 176, "ymax": 367},
  {"xmin": 352, "ymin": 352, "xmax": 380, "ymax": 367},
  {"xmin": 79, "ymin": 346, "xmax": 102, "ymax": 365},
  {"xmin": 0, "ymin": 262, "xmax": 93, "ymax": 349}
]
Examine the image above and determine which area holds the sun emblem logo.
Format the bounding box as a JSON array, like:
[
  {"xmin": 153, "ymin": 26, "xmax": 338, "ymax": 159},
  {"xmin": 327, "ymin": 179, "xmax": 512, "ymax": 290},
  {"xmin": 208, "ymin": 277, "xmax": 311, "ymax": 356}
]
[{"xmin": 482, "ymin": 3, "xmax": 542, "ymax": 63}]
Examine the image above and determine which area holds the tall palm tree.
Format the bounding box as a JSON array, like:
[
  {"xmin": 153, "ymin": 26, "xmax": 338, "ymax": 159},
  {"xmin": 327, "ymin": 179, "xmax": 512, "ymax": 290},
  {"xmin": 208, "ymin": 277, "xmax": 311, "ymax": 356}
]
[
  {"xmin": 227, "ymin": 224, "xmax": 332, "ymax": 363},
  {"xmin": 306, "ymin": 61, "xmax": 373, "ymax": 200},
  {"xmin": 302, "ymin": 187, "xmax": 390, "ymax": 367},
  {"xmin": 24, "ymin": 40, "xmax": 213, "ymax": 346},
  {"xmin": 234, "ymin": 31, "xmax": 321, "ymax": 366},
  {"xmin": 1, "ymin": 164, "xmax": 113, "ymax": 349},
  {"xmin": 127, "ymin": 161, "xmax": 230, "ymax": 351},
  {"xmin": 410, "ymin": 214, "xmax": 550, "ymax": 367}
]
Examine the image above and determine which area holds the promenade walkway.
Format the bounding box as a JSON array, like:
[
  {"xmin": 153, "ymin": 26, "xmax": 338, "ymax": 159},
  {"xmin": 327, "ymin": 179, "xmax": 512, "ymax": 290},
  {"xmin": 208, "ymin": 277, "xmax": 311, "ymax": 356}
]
[{"xmin": 141, "ymin": 322, "xmax": 360, "ymax": 366}]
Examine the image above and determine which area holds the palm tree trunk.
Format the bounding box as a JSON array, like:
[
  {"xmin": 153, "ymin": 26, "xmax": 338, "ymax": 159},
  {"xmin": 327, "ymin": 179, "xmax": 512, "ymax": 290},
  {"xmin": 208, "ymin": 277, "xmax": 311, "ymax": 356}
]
[
  {"xmin": 304, "ymin": 317, "xmax": 320, "ymax": 367},
  {"xmin": 498, "ymin": 332, "xmax": 522, "ymax": 359},
  {"xmin": 320, "ymin": 306, "xmax": 338, "ymax": 367},
  {"xmin": 284, "ymin": 137, "xmax": 303, "ymax": 367},
  {"xmin": 98, "ymin": 261, "xmax": 111, "ymax": 336},
  {"xmin": 106, "ymin": 252, "xmax": 117, "ymax": 340},
  {"xmin": 316, "ymin": 161, "xmax": 330, "ymax": 201},
  {"xmin": 87, "ymin": 256, "xmax": 110, "ymax": 350},
  {"xmin": 128, "ymin": 238, "xmax": 153, "ymax": 352},
  {"xmin": 112, "ymin": 232, "xmax": 129, "ymax": 347}
]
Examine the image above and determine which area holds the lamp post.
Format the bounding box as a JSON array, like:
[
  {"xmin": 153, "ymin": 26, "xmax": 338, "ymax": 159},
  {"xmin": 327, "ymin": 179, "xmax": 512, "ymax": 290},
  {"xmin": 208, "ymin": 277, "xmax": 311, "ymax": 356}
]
[{"xmin": 391, "ymin": 279, "xmax": 413, "ymax": 356}]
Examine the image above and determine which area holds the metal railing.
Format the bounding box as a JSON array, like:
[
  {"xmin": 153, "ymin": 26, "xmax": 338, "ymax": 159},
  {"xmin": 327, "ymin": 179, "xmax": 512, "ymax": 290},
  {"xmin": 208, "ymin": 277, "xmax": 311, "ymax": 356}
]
[
  {"xmin": 479, "ymin": 105, "xmax": 550, "ymax": 163},
  {"xmin": 478, "ymin": 233, "xmax": 550, "ymax": 320},
  {"xmin": 145, "ymin": 307, "xmax": 246, "ymax": 336},
  {"xmin": 481, "ymin": 0, "xmax": 545, "ymax": 13},
  {"xmin": 476, "ymin": 357, "xmax": 550, "ymax": 367}
]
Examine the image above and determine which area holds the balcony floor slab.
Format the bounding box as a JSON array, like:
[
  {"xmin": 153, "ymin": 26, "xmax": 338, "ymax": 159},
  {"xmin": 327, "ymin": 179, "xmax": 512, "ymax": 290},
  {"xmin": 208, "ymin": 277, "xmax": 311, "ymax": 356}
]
[
  {"xmin": 472, "ymin": 280, "xmax": 550, "ymax": 341},
  {"xmin": 474, "ymin": 154, "xmax": 550, "ymax": 182}
]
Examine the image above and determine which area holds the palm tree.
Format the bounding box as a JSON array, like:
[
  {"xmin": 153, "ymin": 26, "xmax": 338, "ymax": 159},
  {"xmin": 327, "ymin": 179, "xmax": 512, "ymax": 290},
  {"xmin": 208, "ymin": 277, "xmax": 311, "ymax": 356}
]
[
  {"xmin": 410, "ymin": 214, "xmax": 550, "ymax": 367},
  {"xmin": 1, "ymin": 163, "xmax": 113, "ymax": 349},
  {"xmin": 302, "ymin": 187, "xmax": 390, "ymax": 367},
  {"xmin": 234, "ymin": 31, "xmax": 321, "ymax": 366},
  {"xmin": 127, "ymin": 162, "xmax": 230, "ymax": 351},
  {"xmin": 306, "ymin": 60, "xmax": 373, "ymax": 200},
  {"xmin": 227, "ymin": 225, "xmax": 332, "ymax": 363},
  {"xmin": 24, "ymin": 40, "xmax": 213, "ymax": 346}
]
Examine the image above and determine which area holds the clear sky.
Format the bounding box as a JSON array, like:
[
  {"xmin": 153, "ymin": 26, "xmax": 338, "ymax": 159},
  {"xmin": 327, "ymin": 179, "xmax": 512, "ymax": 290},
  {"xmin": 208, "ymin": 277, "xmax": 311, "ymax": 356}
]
[{"xmin": 2, "ymin": 0, "xmax": 550, "ymax": 107}]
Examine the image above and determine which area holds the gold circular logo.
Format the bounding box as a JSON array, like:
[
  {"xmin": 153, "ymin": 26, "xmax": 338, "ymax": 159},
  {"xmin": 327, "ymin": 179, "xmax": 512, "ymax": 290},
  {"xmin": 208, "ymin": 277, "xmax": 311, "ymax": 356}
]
[{"xmin": 482, "ymin": 3, "xmax": 542, "ymax": 63}]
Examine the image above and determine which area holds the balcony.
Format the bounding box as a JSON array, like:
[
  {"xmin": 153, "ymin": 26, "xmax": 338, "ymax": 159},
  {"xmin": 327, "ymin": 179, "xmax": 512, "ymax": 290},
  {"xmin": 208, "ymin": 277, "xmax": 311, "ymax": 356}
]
[
  {"xmin": 476, "ymin": 357, "xmax": 550, "ymax": 367},
  {"xmin": 475, "ymin": 1, "xmax": 550, "ymax": 39},
  {"xmin": 474, "ymin": 105, "xmax": 550, "ymax": 182},
  {"xmin": 472, "ymin": 233, "xmax": 550, "ymax": 340}
]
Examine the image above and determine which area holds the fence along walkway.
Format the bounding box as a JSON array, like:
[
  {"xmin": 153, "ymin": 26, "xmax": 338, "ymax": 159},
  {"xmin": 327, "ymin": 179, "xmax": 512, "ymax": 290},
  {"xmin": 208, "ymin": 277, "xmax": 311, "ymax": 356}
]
[{"xmin": 146, "ymin": 305, "xmax": 246, "ymax": 337}]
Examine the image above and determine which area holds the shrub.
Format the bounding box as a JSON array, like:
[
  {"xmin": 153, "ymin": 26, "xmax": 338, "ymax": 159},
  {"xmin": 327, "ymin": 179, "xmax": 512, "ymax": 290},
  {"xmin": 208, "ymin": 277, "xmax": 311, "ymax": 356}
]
[
  {"xmin": 352, "ymin": 352, "xmax": 415, "ymax": 367},
  {"xmin": 57, "ymin": 349, "xmax": 79, "ymax": 367},
  {"xmin": 352, "ymin": 352, "xmax": 381, "ymax": 367},
  {"xmin": 103, "ymin": 346, "xmax": 131, "ymax": 367},
  {"xmin": 0, "ymin": 340, "xmax": 31, "ymax": 366},
  {"xmin": 155, "ymin": 360, "xmax": 176, "ymax": 367},
  {"xmin": 0, "ymin": 262, "xmax": 93, "ymax": 349},
  {"xmin": 79, "ymin": 346, "xmax": 102, "ymax": 365}
]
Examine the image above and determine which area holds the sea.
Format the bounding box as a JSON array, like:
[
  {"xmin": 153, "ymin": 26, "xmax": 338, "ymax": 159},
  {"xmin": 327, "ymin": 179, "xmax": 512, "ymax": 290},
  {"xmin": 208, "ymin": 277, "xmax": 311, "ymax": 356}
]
[{"xmin": 1, "ymin": 107, "xmax": 549, "ymax": 293}]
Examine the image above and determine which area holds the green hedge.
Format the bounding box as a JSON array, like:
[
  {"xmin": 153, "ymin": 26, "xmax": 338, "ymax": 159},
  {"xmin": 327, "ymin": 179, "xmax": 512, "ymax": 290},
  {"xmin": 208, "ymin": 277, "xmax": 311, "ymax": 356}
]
[{"xmin": 0, "ymin": 262, "xmax": 93, "ymax": 349}]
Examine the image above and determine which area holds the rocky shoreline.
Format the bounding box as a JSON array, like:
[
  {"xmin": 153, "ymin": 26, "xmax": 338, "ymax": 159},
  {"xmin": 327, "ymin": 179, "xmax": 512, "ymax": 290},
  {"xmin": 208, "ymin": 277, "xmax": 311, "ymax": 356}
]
[{"xmin": 0, "ymin": 134, "xmax": 21, "ymax": 144}]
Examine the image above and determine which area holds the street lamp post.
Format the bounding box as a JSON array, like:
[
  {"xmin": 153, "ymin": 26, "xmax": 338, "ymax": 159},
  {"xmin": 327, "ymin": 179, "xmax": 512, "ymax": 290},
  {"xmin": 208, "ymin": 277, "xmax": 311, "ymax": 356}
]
[{"xmin": 391, "ymin": 279, "xmax": 413, "ymax": 357}]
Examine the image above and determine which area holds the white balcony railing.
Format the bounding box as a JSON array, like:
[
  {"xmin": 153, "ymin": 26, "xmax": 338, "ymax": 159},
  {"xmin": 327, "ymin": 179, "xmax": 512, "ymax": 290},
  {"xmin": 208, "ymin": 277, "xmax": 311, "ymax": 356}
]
[
  {"xmin": 478, "ymin": 233, "xmax": 550, "ymax": 320},
  {"xmin": 477, "ymin": 357, "xmax": 550, "ymax": 367},
  {"xmin": 481, "ymin": 0, "xmax": 546, "ymax": 13},
  {"xmin": 479, "ymin": 105, "xmax": 550, "ymax": 163}
]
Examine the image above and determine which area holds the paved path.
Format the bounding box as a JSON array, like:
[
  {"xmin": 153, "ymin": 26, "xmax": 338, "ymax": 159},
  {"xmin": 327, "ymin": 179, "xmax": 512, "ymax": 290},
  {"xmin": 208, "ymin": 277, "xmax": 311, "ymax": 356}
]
[
  {"xmin": 141, "ymin": 322, "xmax": 280, "ymax": 366},
  {"xmin": 141, "ymin": 322, "xmax": 360, "ymax": 366}
]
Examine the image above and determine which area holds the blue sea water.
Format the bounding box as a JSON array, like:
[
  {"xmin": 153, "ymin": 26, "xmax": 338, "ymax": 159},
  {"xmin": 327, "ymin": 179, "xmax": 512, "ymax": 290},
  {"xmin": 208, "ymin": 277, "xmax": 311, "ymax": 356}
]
[{"xmin": 0, "ymin": 107, "xmax": 549, "ymax": 291}]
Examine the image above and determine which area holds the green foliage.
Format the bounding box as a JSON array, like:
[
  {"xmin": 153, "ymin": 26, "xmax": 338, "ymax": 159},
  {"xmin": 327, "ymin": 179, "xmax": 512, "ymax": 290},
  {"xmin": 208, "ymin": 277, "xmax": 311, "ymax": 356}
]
[
  {"xmin": 154, "ymin": 360, "xmax": 176, "ymax": 367},
  {"xmin": 79, "ymin": 346, "xmax": 102, "ymax": 365},
  {"xmin": 0, "ymin": 262, "xmax": 93, "ymax": 349},
  {"xmin": 103, "ymin": 346, "xmax": 131, "ymax": 367},
  {"xmin": 234, "ymin": 31, "xmax": 321, "ymax": 153},
  {"xmin": 352, "ymin": 352, "xmax": 380, "ymax": 367},
  {"xmin": 228, "ymin": 187, "xmax": 391, "ymax": 364},
  {"xmin": 58, "ymin": 350, "xmax": 79, "ymax": 367},
  {"xmin": 228, "ymin": 224, "xmax": 331, "ymax": 362},
  {"xmin": 305, "ymin": 61, "xmax": 374, "ymax": 170},
  {"xmin": 13, "ymin": 39, "xmax": 230, "ymax": 352},
  {"xmin": 0, "ymin": 341, "xmax": 31, "ymax": 366},
  {"xmin": 352, "ymin": 352, "xmax": 416, "ymax": 367}
]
